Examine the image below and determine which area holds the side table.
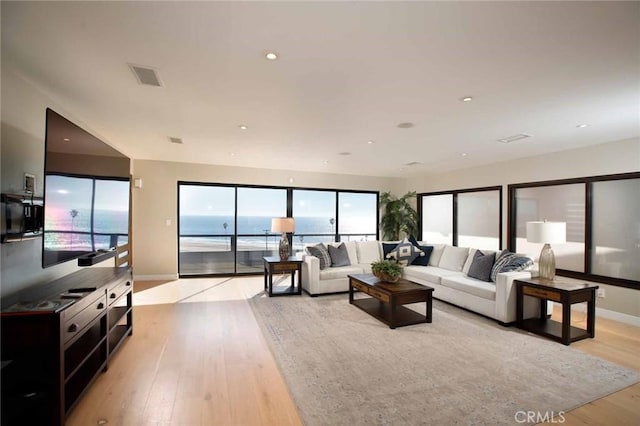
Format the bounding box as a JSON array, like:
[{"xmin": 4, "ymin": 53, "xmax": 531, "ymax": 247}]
[
  {"xmin": 263, "ymin": 256, "xmax": 303, "ymax": 297},
  {"xmin": 515, "ymin": 277, "xmax": 599, "ymax": 345}
]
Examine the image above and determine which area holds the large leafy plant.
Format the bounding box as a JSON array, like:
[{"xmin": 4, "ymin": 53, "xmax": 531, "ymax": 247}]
[{"xmin": 380, "ymin": 191, "xmax": 418, "ymax": 240}]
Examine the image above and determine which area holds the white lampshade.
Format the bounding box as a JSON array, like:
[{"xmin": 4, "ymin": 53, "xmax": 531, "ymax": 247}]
[
  {"xmin": 526, "ymin": 221, "xmax": 566, "ymax": 244},
  {"xmin": 271, "ymin": 217, "xmax": 295, "ymax": 233}
]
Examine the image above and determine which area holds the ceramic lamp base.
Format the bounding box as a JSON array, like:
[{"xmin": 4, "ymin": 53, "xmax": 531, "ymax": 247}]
[{"xmin": 278, "ymin": 233, "xmax": 290, "ymax": 261}]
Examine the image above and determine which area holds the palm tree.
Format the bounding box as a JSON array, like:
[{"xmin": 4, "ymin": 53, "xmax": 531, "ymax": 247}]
[
  {"xmin": 70, "ymin": 209, "xmax": 79, "ymax": 248},
  {"xmin": 379, "ymin": 191, "xmax": 418, "ymax": 240}
]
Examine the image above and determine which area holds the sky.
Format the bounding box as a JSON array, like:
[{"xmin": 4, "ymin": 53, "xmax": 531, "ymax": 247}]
[
  {"xmin": 179, "ymin": 185, "xmax": 377, "ymax": 217},
  {"xmin": 45, "ymin": 175, "xmax": 130, "ymax": 211}
]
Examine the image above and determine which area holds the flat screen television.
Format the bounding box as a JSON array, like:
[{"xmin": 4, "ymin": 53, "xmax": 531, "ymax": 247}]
[{"xmin": 42, "ymin": 109, "xmax": 131, "ymax": 268}]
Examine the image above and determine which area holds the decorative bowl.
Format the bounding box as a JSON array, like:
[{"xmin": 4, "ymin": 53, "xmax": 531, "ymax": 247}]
[{"xmin": 373, "ymin": 271, "xmax": 401, "ymax": 283}]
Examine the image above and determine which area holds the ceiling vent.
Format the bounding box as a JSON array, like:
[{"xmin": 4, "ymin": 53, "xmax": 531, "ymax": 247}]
[
  {"xmin": 404, "ymin": 161, "xmax": 422, "ymax": 167},
  {"xmin": 169, "ymin": 137, "xmax": 183, "ymax": 144},
  {"xmin": 129, "ymin": 64, "xmax": 162, "ymax": 87},
  {"xmin": 497, "ymin": 133, "xmax": 532, "ymax": 144}
]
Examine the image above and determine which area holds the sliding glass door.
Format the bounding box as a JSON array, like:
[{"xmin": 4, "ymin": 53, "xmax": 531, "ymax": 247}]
[
  {"xmin": 236, "ymin": 187, "xmax": 287, "ymax": 273},
  {"xmin": 179, "ymin": 185, "xmax": 236, "ymax": 274}
]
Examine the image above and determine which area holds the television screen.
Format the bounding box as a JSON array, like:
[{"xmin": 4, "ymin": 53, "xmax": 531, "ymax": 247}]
[
  {"xmin": 43, "ymin": 175, "xmax": 129, "ymax": 267},
  {"xmin": 43, "ymin": 109, "xmax": 130, "ymax": 268}
]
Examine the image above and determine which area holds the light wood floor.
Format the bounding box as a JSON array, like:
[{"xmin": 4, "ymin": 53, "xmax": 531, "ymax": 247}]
[{"xmin": 67, "ymin": 277, "xmax": 639, "ymax": 425}]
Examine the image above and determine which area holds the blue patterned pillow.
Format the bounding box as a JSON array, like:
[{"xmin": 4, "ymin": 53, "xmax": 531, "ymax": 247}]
[
  {"xmin": 386, "ymin": 238, "xmax": 424, "ymax": 266},
  {"xmin": 408, "ymin": 235, "xmax": 432, "ymax": 266},
  {"xmin": 306, "ymin": 244, "xmax": 331, "ymax": 270},
  {"xmin": 490, "ymin": 250, "xmax": 533, "ymax": 282},
  {"xmin": 382, "ymin": 243, "xmax": 397, "ymax": 259}
]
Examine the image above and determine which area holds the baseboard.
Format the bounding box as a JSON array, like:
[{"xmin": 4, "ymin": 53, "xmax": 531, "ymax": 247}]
[
  {"xmin": 133, "ymin": 273, "xmax": 178, "ymax": 282},
  {"xmin": 552, "ymin": 302, "xmax": 640, "ymax": 327}
]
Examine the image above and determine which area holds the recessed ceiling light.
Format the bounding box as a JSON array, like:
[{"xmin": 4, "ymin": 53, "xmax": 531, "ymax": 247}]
[
  {"xmin": 288, "ymin": 177, "xmax": 294, "ymax": 183},
  {"xmin": 265, "ymin": 51, "xmax": 278, "ymax": 61},
  {"xmin": 230, "ymin": 152, "xmax": 235, "ymax": 156},
  {"xmin": 238, "ymin": 125, "xmax": 248, "ymax": 130},
  {"xmin": 367, "ymin": 140, "xmax": 375, "ymax": 145},
  {"xmin": 461, "ymin": 96, "xmax": 473, "ymax": 102},
  {"xmin": 323, "ymin": 160, "xmax": 329, "ymax": 165},
  {"xmin": 461, "ymin": 153, "xmax": 468, "ymax": 157},
  {"xmin": 63, "ymin": 138, "xmax": 70, "ymax": 142},
  {"xmin": 397, "ymin": 122, "xmax": 414, "ymax": 129},
  {"xmin": 576, "ymin": 124, "xmax": 589, "ymax": 128}
]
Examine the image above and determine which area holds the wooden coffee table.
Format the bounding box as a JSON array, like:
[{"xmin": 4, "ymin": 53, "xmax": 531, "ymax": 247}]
[{"xmin": 349, "ymin": 274, "xmax": 434, "ymax": 329}]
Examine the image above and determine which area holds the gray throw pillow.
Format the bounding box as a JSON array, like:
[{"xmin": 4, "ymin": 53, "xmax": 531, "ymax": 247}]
[
  {"xmin": 467, "ymin": 250, "xmax": 495, "ymax": 282},
  {"xmin": 386, "ymin": 237, "xmax": 424, "ymax": 266},
  {"xmin": 328, "ymin": 243, "xmax": 351, "ymax": 267},
  {"xmin": 306, "ymin": 244, "xmax": 331, "ymax": 270}
]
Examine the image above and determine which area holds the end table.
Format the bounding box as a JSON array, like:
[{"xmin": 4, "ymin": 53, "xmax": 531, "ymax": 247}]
[
  {"xmin": 263, "ymin": 256, "xmax": 303, "ymax": 297},
  {"xmin": 515, "ymin": 277, "xmax": 599, "ymax": 345}
]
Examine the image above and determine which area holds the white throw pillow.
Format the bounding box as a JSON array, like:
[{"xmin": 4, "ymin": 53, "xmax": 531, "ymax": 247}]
[
  {"xmin": 438, "ymin": 246, "xmax": 470, "ymax": 271},
  {"xmin": 428, "ymin": 244, "xmax": 446, "ymax": 266},
  {"xmin": 356, "ymin": 241, "xmax": 381, "ymax": 264}
]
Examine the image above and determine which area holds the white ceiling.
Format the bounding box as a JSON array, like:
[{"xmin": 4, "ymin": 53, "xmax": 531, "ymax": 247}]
[{"xmin": 2, "ymin": 1, "xmax": 639, "ymax": 178}]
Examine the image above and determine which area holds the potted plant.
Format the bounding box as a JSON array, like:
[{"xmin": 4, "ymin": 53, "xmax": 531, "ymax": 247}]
[
  {"xmin": 371, "ymin": 259, "xmax": 403, "ymax": 283},
  {"xmin": 380, "ymin": 191, "xmax": 419, "ymax": 240}
]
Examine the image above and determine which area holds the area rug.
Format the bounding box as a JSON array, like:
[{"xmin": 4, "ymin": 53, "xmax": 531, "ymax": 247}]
[{"xmin": 248, "ymin": 294, "xmax": 639, "ymax": 425}]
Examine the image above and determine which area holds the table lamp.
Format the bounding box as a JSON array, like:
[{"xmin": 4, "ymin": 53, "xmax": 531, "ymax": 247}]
[
  {"xmin": 271, "ymin": 217, "xmax": 295, "ymax": 260},
  {"xmin": 526, "ymin": 221, "xmax": 566, "ymax": 280}
]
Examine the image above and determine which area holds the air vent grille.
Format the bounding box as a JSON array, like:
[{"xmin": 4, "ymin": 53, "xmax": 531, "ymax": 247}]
[
  {"xmin": 497, "ymin": 133, "xmax": 532, "ymax": 143},
  {"xmin": 129, "ymin": 64, "xmax": 162, "ymax": 87},
  {"xmin": 404, "ymin": 161, "xmax": 422, "ymax": 166},
  {"xmin": 169, "ymin": 137, "xmax": 183, "ymax": 144}
]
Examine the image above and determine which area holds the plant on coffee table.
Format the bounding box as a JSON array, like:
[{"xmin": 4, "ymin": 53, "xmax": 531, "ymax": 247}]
[{"xmin": 371, "ymin": 259, "xmax": 403, "ymax": 283}]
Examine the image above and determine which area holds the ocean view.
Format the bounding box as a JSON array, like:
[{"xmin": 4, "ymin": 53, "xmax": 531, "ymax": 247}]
[
  {"xmin": 179, "ymin": 215, "xmax": 376, "ymax": 252},
  {"xmin": 44, "ymin": 211, "xmax": 376, "ymax": 252}
]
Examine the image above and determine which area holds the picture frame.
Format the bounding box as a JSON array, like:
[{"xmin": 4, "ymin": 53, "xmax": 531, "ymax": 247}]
[{"xmin": 24, "ymin": 173, "xmax": 36, "ymax": 194}]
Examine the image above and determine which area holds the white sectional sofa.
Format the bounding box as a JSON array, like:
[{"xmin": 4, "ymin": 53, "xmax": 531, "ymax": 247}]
[{"xmin": 301, "ymin": 240, "xmax": 544, "ymax": 325}]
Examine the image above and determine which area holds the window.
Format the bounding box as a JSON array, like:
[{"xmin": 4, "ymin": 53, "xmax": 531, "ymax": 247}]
[
  {"xmin": 179, "ymin": 183, "xmax": 378, "ymax": 276},
  {"xmin": 236, "ymin": 187, "xmax": 287, "ymax": 273},
  {"xmin": 419, "ymin": 187, "xmax": 501, "ymax": 250},
  {"xmin": 509, "ymin": 173, "xmax": 640, "ymax": 289},
  {"xmin": 591, "ymin": 178, "xmax": 640, "ymax": 282},
  {"xmin": 457, "ymin": 190, "xmax": 501, "ymax": 251},
  {"xmin": 421, "ymin": 194, "xmax": 453, "ymax": 245},
  {"xmin": 338, "ymin": 192, "xmax": 377, "ymax": 242},
  {"xmin": 178, "ymin": 185, "xmax": 236, "ymax": 275},
  {"xmin": 292, "ymin": 190, "xmax": 336, "ymax": 249},
  {"xmin": 513, "ymin": 184, "xmax": 585, "ymax": 272}
]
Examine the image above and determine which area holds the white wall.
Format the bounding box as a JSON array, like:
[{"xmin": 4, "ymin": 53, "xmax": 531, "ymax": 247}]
[
  {"xmin": 131, "ymin": 159, "xmax": 403, "ymax": 279},
  {"xmin": 0, "ymin": 68, "xmax": 81, "ymax": 298},
  {"xmin": 404, "ymin": 138, "xmax": 640, "ymax": 318}
]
